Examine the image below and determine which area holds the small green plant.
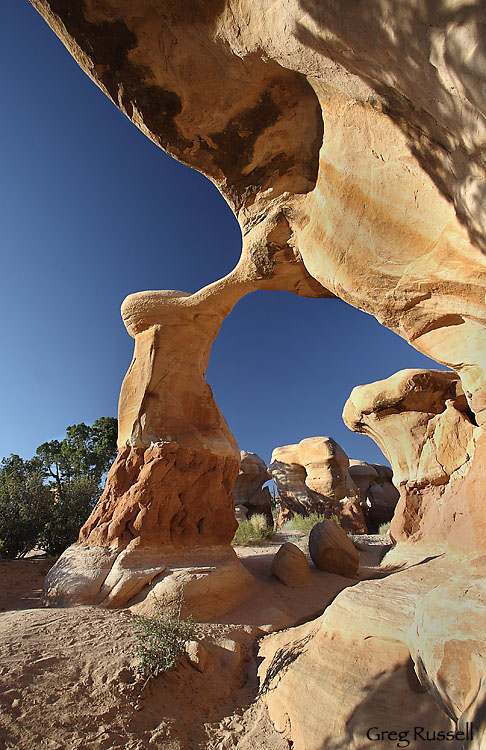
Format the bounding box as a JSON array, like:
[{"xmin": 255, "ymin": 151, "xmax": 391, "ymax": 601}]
[
  {"xmin": 232, "ymin": 513, "xmax": 274, "ymax": 546},
  {"xmin": 379, "ymin": 521, "xmax": 391, "ymax": 534},
  {"xmin": 134, "ymin": 590, "xmax": 195, "ymax": 681}
]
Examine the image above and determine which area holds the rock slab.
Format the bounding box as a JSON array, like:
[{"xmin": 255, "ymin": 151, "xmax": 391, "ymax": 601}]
[{"xmin": 271, "ymin": 542, "xmax": 310, "ymax": 588}]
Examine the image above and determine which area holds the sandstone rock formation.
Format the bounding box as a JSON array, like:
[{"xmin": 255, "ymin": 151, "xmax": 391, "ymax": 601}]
[
  {"xmin": 348, "ymin": 460, "xmax": 399, "ymax": 532},
  {"xmin": 308, "ymin": 519, "xmax": 359, "ymax": 577},
  {"xmin": 32, "ymin": 0, "xmax": 486, "ymax": 558},
  {"xmin": 29, "ymin": 0, "xmax": 486, "ymax": 423},
  {"xmin": 343, "ymin": 369, "xmax": 481, "ymax": 546},
  {"xmin": 259, "ymin": 551, "xmax": 468, "ymax": 750},
  {"xmin": 234, "ymin": 504, "xmax": 248, "ymax": 523},
  {"xmin": 271, "ymin": 542, "xmax": 310, "ymax": 588},
  {"xmin": 233, "ymin": 451, "xmax": 273, "ymax": 526},
  {"xmin": 408, "ymin": 556, "xmax": 486, "ymax": 744},
  {"xmin": 28, "ymin": 2, "xmax": 486, "ymax": 744},
  {"xmin": 270, "ymin": 437, "xmax": 366, "ymax": 532}
]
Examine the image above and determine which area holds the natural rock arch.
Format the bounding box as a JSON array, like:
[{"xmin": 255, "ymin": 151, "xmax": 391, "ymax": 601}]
[{"xmin": 34, "ymin": 0, "xmax": 486, "ymax": 609}]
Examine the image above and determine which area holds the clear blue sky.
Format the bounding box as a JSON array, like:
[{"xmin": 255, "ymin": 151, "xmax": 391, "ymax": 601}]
[{"xmin": 1, "ymin": 0, "xmax": 446, "ymax": 469}]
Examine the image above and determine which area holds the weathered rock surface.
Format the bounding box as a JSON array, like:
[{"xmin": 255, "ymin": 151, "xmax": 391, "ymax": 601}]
[
  {"xmin": 408, "ymin": 556, "xmax": 486, "ymax": 740},
  {"xmin": 233, "ymin": 451, "xmax": 273, "ymax": 526},
  {"xmin": 21, "ymin": 3, "xmax": 486, "ymax": 746},
  {"xmin": 343, "ymin": 369, "xmax": 481, "ymax": 548},
  {"xmin": 271, "ymin": 542, "xmax": 310, "ymax": 588},
  {"xmin": 269, "ymin": 437, "xmax": 366, "ymax": 532},
  {"xmin": 349, "ymin": 460, "xmax": 399, "ymax": 532},
  {"xmin": 259, "ymin": 550, "xmax": 477, "ymax": 750},
  {"xmin": 308, "ymin": 519, "xmax": 359, "ymax": 577}
]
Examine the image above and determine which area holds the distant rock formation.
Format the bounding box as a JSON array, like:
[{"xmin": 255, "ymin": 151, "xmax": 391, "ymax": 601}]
[
  {"xmin": 343, "ymin": 369, "xmax": 480, "ymax": 545},
  {"xmin": 348, "ymin": 460, "xmax": 399, "ymax": 532},
  {"xmin": 269, "ymin": 437, "xmax": 366, "ymax": 533},
  {"xmin": 233, "ymin": 451, "xmax": 273, "ymax": 527}
]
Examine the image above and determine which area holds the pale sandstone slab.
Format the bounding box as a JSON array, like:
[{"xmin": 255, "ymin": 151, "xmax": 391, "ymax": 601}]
[{"xmin": 259, "ymin": 551, "xmax": 465, "ymax": 750}]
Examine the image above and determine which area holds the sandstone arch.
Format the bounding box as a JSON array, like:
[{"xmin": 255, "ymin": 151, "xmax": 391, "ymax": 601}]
[{"xmin": 33, "ymin": 1, "xmax": 486, "ymax": 602}]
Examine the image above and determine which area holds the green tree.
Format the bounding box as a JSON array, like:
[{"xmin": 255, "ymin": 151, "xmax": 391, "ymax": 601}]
[
  {"xmin": 34, "ymin": 417, "xmax": 118, "ymax": 555},
  {"xmin": 37, "ymin": 476, "xmax": 101, "ymax": 556},
  {"xmin": 36, "ymin": 416, "xmax": 118, "ymax": 494},
  {"xmin": 0, "ymin": 417, "xmax": 118, "ymax": 558},
  {"xmin": 0, "ymin": 455, "xmax": 51, "ymax": 558}
]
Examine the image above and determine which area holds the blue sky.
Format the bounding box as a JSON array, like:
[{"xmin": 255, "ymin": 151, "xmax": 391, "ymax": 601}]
[{"xmin": 1, "ymin": 0, "xmax": 446, "ymax": 469}]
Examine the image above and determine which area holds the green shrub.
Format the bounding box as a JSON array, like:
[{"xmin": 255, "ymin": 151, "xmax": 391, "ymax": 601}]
[
  {"xmin": 0, "ymin": 472, "xmax": 52, "ymax": 558},
  {"xmin": 379, "ymin": 521, "xmax": 391, "ymax": 534},
  {"xmin": 233, "ymin": 513, "xmax": 274, "ymax": 546},
  {"xmin": 37, "ymin": 477, "xmax": 100, "ymax": 556},
  {"xmin": 280, "ymin": 512, "xmax": 327, "ymax": 535},
  {"xmin": 135, "ymin": 590, "xmax": 195, "ymax": 680}
]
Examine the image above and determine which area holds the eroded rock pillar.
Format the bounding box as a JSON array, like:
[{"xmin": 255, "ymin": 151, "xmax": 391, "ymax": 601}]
[{"xmin": 44, "ymin": 287, "xmax": 255, "ymax": 610}]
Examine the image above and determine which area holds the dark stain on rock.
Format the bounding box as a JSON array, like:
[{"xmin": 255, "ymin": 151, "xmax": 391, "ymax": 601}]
[
  {"xmin": 169, "ymin": 0, "xmax": 227, "ymax": 25},
  {"xmin": 40, "ymin": 0, "xmax": 322, "ymax": 211},
  {"xmin": 46, "ymin": 0, "xmax": 192, "ymax": 154},
  {"xmin": 48, "ymin": 0, "xmax": 136, "ymax": 72}
]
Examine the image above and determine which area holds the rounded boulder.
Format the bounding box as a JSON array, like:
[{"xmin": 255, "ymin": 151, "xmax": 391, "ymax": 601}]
[{"xmin": 309, "ymin": 520, "xmax": 359, "ymax": 577}]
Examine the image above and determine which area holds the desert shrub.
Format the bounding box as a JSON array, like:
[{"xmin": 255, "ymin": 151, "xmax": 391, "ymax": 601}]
[
  {"xmin": 280, "ymin": 512, "xmax": 327, "ymax": 535},
  {"xmin": 37, "ymin": 477, "xmax": 100, "ymax": 556},
  {"xmin": 233, "ymin": 513, "xmax": 274, "ymax": 546},
  {"xmin": 135, "ymin": 590, "xmax": 195, "ymax": 680},
  {"xmin": 379, "ymin": 521, "xmax": 391, "ymax": 534}
]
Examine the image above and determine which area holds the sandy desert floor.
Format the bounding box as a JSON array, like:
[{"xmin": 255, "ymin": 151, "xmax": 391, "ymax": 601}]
[{"xmin": 0, "ymin": 534, "xmax": 389, "ymax": 750}]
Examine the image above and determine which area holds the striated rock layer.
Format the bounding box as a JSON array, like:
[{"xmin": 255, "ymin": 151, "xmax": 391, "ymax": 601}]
[
  {"xmin": 343, "ymin": 369, "xmax": 482, "ymax": 548},
  {"xmin": 269, "ymin": 437, "xmax": 366, "ymax": 532}
]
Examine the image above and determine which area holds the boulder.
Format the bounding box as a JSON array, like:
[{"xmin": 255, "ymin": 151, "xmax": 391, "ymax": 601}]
[
  {"xmin": 269, "ymin": 438, "xmax": 366, "ymax": 533},
  {"xmin": 308, "ymin": 520, "xmax": 359, "ymax": 577},
  {"xmin": 271, "ymin": 543, "xmax": 310, "ymax": 588},
  {"xmin": 185, "ymin": 640, "xmax": 208, "ymax": 673}
]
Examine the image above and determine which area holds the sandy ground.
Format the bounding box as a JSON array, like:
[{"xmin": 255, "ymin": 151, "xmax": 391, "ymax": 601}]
[{"xmin": 0, "ymin": 534, "xmax": 390, "ymax": 750}]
